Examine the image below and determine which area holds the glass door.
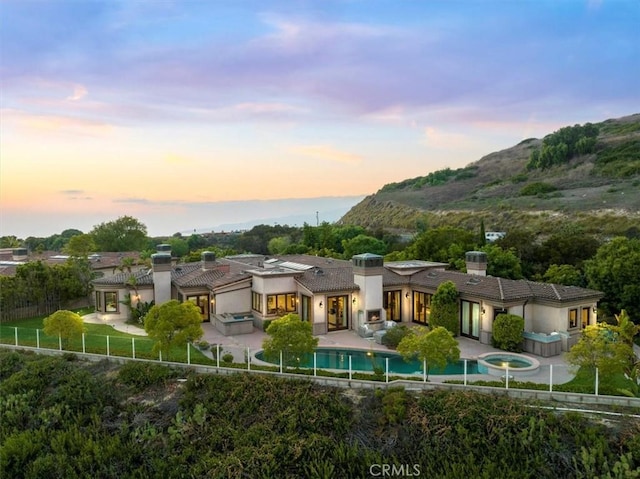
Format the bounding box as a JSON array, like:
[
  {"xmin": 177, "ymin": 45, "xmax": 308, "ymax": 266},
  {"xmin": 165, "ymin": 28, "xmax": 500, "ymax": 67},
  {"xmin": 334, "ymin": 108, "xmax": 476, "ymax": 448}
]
[{"xmin": 327, "ymin": 295, "xmax": 348, "ymax": 331}]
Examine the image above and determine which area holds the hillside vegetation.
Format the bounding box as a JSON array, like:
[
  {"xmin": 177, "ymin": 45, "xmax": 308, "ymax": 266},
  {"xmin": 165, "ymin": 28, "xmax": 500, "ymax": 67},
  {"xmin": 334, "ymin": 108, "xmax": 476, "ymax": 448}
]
[
  {"xmin": 1, "ymin": 351, "xmax": 639, "ymax": 478},
  {"xmin": 340, "ymin": 113, "xmax": 640, "ymax": 235}
]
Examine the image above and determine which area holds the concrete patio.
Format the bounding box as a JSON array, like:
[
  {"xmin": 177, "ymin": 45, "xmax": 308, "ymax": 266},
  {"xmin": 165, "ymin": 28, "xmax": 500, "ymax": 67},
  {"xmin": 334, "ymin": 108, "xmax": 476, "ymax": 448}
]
[{"xmin": 83, "ymin": 313, "xmax": 575, "ymax": 385}]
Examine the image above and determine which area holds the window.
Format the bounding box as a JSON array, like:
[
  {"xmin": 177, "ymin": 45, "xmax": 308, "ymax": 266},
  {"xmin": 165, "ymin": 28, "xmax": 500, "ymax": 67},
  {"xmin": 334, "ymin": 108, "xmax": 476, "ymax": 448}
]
[
  {"xmin": 104, "ymin": 292, "xmax": 118, "ymax": 313},
  {"xmin": 581, "ymin": 307, "xmax": 589, "ymax": 329},
  {"xmin": 266, "ymin": 293, "xmax": 297, "ymax": 315},
  {"xmin": 412, "ymin": 291, "xmax": 432, "ymax": 325},
  {"xmin": 383, "ymin": 290, "xmax": 401, "ymax": 322},
  {"xmin": 252, "ymin": 292, "xmax": 263, "ymax": 313},
  {"xmin": 568, "ymin": 308, "xmax": 578, "ymax": 329},
  {"xmin": 187, "ymin": 294, "xmax": 209, "ymax": 321},
  {"xmin": 300, "ymin": 295, "xmax": 312, "ymax": 322},
  {"xmin": 461, "ymin": 300, "xmax": 480, "ymax": 339}
]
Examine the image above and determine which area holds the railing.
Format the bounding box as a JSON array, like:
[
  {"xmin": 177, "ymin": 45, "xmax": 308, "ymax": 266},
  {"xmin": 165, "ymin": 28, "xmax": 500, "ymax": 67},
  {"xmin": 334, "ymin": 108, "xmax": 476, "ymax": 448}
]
[{"xmin": 2, "ymin": 326, "xmax": 639, "ymax": 409}]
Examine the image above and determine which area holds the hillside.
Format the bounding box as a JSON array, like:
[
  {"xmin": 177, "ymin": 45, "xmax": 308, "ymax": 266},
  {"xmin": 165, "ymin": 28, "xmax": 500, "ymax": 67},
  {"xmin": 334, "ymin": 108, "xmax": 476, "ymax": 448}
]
[
  {"xmin": 340, "ymin": 114, "xmax": 640, "ymax": 235},
  {"xmin": 1, "ymin": 350, "xmax": 639, "ymax": 478}
]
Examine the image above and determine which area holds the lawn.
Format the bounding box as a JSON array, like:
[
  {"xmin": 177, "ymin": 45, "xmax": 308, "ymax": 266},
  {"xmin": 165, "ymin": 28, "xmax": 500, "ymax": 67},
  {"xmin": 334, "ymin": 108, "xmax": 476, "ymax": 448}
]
[{"xmin": 0, "ymin": 311, "xmax": 215, "ymax": 366}]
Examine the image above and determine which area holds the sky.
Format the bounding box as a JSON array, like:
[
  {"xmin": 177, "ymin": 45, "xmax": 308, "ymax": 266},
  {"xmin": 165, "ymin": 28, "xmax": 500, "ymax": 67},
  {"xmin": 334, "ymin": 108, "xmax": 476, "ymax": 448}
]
[{"xmin": 1, "ymin": 0, "xmax": 638, "ymax": 238}]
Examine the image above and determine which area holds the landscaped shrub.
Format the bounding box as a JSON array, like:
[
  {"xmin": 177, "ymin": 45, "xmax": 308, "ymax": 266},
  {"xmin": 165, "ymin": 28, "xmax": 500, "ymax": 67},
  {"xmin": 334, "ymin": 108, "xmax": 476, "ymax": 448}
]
[
  {"xmin": 221, "ymin": 352, "xmax": 234, "ymax": 364},
  {"xmin": 381, "ymin": 324, "xmax": 410, "ymax": 349},
  {"xmin": 492, "ymin": 313, "xmax": 525, "ymax": 352},
  {"xmin": 430, "ymin": 281, "xmax": 460, "ymax": 336}
]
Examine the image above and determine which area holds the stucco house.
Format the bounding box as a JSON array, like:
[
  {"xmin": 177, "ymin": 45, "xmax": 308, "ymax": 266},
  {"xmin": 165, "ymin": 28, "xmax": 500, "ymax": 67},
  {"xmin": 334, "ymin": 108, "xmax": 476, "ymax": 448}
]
[{"xmin": 92, "ymin": 246, "xmax": 603, "ymax": 355}]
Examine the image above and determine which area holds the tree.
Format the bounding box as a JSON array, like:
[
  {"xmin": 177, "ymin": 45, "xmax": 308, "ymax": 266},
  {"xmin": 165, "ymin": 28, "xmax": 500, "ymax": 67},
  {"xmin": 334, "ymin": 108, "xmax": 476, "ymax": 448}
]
[
  {"xmin": 396, "ymin": 326, "xmax": 460, "ymax": 381},
  {"xmin": 543, "ymin": 264, "xmax": 583, "ymax": 286},
  {"xmin": 341, "ymin": 234, "xmax": 387, "ymax": 259},
  {"xmin": 90, "ymin": 216, "xmax": 148, "ymax": 252},
  {"xmin": 408, "ymin": 227, "xmax": 476, "ymax": 270},
  {"xmin": 614, "ymin": 310, "xmax": 639, "ymax": 347},
  {"xmin": 566, "ymin": 323, "xmax": 635, "ymax": 377},
  {"xmin": 480, "ymin": 244, "xmax": 523, "ymax": 279},
  {"xmin": 262, "ymin": 313, "xmax": 319, "ymax": 367},
  {"xmin": 144, "ymin": 300, "xmax": 204, "ymax": 360},
  {"xmin": 584, "ymin": 237, "xmax": 640, "ymax": 321},
  {"xmin": 430, "ymin": 281, "xmax": 460, "ymax": 336},
  {"xmin": 43, "ymin": 310, "xmax": 86, "ymax": 347},
  {"xmin": 64, "ymin": 234, "xmax": 96, "ymax": 258},
  {"xmin": 492, "ymin": 313, "xmax": 524, "ymax": 352}
]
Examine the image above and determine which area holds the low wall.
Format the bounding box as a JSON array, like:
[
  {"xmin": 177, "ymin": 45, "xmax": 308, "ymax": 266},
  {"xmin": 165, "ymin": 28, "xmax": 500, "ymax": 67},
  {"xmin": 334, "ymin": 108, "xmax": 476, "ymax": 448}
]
[{"xmin": 3, "ymin": 344, "xmax": 640, "ymax": 410}]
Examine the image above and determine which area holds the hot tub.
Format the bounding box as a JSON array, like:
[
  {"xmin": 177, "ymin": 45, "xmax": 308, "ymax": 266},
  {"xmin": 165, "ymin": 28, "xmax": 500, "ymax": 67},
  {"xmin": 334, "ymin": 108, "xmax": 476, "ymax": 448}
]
[
  {"xmin": 214, "ymin": 313, "xmax": 254, "ymax": 336},
  {"xmin": 477, "ymin": 352, "xmax": 540, "ymax": 378}
]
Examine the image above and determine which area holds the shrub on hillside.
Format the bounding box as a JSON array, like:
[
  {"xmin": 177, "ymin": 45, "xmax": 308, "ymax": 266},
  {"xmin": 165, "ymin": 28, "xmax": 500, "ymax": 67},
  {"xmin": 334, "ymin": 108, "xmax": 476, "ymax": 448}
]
[
  {"xmin": 519, "ymin": 182, "xmax": 557, "ymax": 196},
  {"xmin": 492, "ymin": 313, "xmax": 525, "ymax": 352}
]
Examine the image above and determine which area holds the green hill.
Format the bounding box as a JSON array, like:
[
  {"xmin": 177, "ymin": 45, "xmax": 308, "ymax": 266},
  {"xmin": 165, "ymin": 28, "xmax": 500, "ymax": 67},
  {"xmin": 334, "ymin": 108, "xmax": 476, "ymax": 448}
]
[{"xmin": 340, "ymin": 114, "xmax": 640, "ymax": 236}]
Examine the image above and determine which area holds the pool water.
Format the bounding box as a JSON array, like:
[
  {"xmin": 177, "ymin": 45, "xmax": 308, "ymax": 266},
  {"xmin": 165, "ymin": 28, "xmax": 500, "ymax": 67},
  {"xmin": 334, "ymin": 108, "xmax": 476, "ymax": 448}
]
[{"xmin": 255, "ymin": 347, "xmax": 478, "ymax": 375}]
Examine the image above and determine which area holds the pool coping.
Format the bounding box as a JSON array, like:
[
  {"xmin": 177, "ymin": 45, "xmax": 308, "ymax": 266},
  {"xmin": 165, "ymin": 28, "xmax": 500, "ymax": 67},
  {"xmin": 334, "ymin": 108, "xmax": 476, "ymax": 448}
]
[{"xmin": 476, "ymin": 352, "xmax": 541, "ymax": 378}]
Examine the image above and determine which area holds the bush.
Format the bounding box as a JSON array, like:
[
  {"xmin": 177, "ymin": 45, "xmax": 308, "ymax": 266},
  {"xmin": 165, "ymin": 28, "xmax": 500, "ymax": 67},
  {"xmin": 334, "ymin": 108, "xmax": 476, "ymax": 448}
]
[
  {"xmin": 221, "ymin": 352, "xmax": 234, "ymax": 364},
  {"xmin": 196, "ymin": 340, "xmax": 210, "ymax": 351},
  {"xmin": 262, "ymin": 319, "xmax": 273, "ymax": 332},
  {"xmin": 118, "ymin": 362, "xmax": 179, "ymax": 391},
  {"xmin": 519, "ymin": 182, "xmax": 557, "ymax": 196},
  {"xmin": 492, "ymin": 313, "xmax": 524, "ymax": 352},
  {"xmin": 381, "ymin": 325, "xmax": 411, "ymax": 349}
]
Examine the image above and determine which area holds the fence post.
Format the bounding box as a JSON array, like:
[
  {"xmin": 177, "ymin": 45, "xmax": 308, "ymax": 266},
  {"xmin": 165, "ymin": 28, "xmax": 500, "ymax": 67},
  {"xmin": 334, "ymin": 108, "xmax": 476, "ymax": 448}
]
[
  {"xmin": 313, "ymin": 352, "xmax": 317, "ymax": 377},
  {"xmin": 348, "ymin": 355, "xmax": 352, "ymax": 380},
  {"xmin": 247, "ymin": 347, "xmax": 251, "ymax": 371},
  {"xmin": 595, "ymin": 368, "xmax": 599, "ymax": 396},
  {"xmin": 385, "ymin": 357, "xmax": 389, "ymax": 383},
  {"xmin": 14, "ymin": 327, "xmax": 18, "ymax": 346},
  {"xmin": 187, "ymin": 343, "xmax": 191, "ymax": 365},
  {"xmin": 549, "ymin": 364, "xmax": 553, "ymax": 392},
  {"xmin": 107, "ymin": 336, "xmax": 110, "ymax": 357},
  {"xmin": 463, "ymin": 359, "xmax": 467, "ymax": 386},
  {"xmin": 58, "ymin": 333, "xmax": 62, "ymax": 351},
  {"xmin": 280, "ymin": 350, "xmax": 283, "ymax": 374},
  {"xmin": 505, "ymin": 364, "xmax": 509, "ymax": 389},
  {"xmin": 132, "ymin": 338, "xmax": 136, "ymax": 359},
  {"xmin": 216, "ymin": 344, "xmax": 219, "ymax": 368},
  {"xmin": 82, "ymin": 333, "xmax": 86, "ymax": 354},
  {"xmin": 36, "ymin": 329, "xmax": 40, "ymax": 349},
  {"xmin": 159, "ymin": 350, "xmax": 162, "ymax": 362},
  {"xmin": 423, "ymin": 359, "xmax": 427, "ymax": 383}
]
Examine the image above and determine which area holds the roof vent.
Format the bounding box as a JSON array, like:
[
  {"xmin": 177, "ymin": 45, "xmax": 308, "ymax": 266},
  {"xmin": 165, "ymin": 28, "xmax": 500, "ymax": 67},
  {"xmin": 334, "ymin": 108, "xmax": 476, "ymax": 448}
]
[{"xmin": 314, "ymin": 268, "xmax": 324, "ymax": 276}]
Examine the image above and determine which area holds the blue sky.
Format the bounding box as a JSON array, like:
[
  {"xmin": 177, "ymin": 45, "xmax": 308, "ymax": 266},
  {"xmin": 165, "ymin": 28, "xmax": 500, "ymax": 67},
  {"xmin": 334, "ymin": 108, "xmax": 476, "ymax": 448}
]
[{"xmin": 1, "ymin": 0, "xmax": 638, "ymax": 237}]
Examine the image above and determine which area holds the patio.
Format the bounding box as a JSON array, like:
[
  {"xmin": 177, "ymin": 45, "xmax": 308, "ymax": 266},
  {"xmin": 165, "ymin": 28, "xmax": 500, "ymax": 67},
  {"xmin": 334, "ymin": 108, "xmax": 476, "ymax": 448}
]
[{"xmin": 84, "ymin": 313, "xmax": 575, "ymax": 385}]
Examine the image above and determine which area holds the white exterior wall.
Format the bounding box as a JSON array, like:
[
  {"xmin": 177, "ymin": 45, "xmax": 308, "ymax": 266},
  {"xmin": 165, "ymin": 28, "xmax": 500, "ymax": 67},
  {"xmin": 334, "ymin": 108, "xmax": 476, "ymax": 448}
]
[
  {"xmin": 215, "ymin": 288, "xmax": 252, "ymax": 315},
  {"xmin": 354, "ymin": 274, "xmax": 383, "ymax": 327},
  {"xmin": 153, "ymin": 270, "xmax": 172, "ymax": 305}
]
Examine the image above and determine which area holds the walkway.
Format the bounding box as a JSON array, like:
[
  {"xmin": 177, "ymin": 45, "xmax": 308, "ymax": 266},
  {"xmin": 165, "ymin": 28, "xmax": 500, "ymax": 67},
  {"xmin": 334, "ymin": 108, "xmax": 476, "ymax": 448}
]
[{"xmin": 82, "ymin": 313, "xmax": 575, "ymax": 385}]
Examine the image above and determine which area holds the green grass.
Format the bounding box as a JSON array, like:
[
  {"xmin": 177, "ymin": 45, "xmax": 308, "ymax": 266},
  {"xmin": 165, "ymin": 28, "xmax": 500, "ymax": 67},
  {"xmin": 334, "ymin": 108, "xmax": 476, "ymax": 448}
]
[{"xmin": 0, "ymin": 314, "xmax": 215, "ymax": 366}]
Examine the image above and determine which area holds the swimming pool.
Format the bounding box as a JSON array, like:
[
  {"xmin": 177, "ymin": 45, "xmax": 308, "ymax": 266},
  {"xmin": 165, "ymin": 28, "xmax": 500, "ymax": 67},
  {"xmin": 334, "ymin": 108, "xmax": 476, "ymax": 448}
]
[{"xmin": 254, "ymin": 347, "xmax": 478, "ymax": 375}]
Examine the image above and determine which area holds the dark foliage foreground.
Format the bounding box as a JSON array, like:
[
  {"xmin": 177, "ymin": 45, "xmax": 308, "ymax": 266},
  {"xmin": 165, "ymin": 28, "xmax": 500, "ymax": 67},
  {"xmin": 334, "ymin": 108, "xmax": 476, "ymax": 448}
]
[{"xmin": 1, "ymin": 350, "xmax": 638, "ymax": 479}]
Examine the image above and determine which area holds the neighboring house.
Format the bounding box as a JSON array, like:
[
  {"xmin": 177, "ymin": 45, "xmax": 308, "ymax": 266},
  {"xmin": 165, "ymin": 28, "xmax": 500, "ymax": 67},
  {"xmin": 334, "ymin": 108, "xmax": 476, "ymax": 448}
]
[
  {"xmin": 0, "ymin": 247, "xmax": 143, "ymax": 278},
  {"xmin": 484, "ymin": 231, "xmax": 506, "ymax": 242},
  {"xmin": 92, "ymin": 246, "xmax": 603, "ymax": 354}
]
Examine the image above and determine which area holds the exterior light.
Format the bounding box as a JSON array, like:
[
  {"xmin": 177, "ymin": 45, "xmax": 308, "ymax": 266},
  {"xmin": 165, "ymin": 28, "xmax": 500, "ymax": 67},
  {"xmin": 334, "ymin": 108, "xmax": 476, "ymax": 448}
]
[
  {"xmin": 319, "ymin": 301, "xmax": 323, "ymax": 308},
  {"xmin": 592, "ymin": 306, "xmax": 597, "ymax": 314},
  {"xmin": 405, "ymin": 292, "xmax": 410, "ymax": 299},
  {"xmin": 352, "ymin": 297, "xmax": 357, "ymax": 304}
]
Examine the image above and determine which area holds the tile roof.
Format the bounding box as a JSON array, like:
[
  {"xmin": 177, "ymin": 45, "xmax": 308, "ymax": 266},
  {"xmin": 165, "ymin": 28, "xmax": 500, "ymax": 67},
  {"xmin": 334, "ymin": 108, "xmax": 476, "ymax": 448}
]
[
  {"xmin": 296, "ymin": 267, "xmax": 360, "ymax": 293},
  {"xmin": 91, "ymin": 253, "xmax": 603, "ymax": 304}
]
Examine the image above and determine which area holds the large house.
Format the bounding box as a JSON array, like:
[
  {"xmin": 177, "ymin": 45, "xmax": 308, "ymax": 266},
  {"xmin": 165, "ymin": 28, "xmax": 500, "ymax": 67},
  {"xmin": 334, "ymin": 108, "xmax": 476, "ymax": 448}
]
[{"xmin": 92, "ymin": 246, "xmax": 603, "ymax": 354}]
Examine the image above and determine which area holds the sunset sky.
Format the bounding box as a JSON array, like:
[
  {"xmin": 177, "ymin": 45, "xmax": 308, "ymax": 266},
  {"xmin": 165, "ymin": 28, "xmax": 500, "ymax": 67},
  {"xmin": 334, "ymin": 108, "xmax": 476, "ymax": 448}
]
[{"xmin": 1, "ymin": 0, "xmax": 638, "ymax": 238}]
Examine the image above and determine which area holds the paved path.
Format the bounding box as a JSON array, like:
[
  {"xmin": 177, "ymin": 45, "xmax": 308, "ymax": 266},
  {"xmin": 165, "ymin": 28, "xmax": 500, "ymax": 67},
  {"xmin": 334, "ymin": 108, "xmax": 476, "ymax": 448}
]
[{"xmin": 82, "ymin": 313, "xmax": 575, "ymax": 385}]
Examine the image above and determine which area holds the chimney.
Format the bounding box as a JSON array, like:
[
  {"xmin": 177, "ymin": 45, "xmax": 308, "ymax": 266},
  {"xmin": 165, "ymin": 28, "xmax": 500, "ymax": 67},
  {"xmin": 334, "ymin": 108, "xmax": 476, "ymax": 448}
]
[
  {"xmin": 201, "ymin": 251, "xmax": 216, "ymax": 270},
  {"xmin": 152, "ymin": 244, "xmax": 172, "ymax": 304},
  {"xmin": 465, "ymin": 251, "xmax": 487, "ymax": 276},
  {"xmin": 352, "ymin": 253, "xmax": 384, "ymax": 325}
]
